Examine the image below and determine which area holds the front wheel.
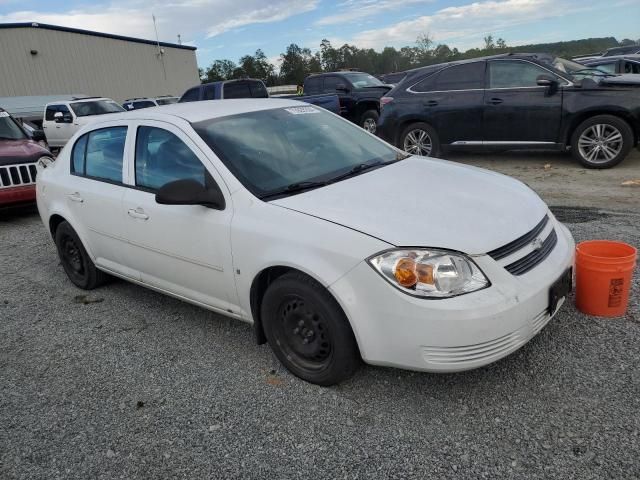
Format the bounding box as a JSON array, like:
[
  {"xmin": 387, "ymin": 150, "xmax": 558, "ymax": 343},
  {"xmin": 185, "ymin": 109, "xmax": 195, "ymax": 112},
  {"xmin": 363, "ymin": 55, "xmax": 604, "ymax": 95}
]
[
  {"xmin": 571, "ymin": 115, "xmax": 633, "ymax": 168},
  {"xmin": 261, "ymin": 272, "xmax": 360, "ymax": 386},
  {"xmin": 400, "ymin": 122, "xmax": 440, "ymax": 157}
]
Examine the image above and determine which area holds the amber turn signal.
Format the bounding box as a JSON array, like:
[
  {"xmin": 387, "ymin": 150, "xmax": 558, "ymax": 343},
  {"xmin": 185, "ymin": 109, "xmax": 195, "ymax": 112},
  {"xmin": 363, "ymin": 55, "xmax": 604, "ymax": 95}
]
[{"xmin": 394, "ymin": 257, "xmax": 418, "ymax": 287}]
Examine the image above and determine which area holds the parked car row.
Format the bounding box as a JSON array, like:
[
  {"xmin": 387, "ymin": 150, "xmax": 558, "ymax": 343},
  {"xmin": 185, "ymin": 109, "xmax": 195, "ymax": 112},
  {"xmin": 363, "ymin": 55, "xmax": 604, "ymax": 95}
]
[{"xmin": 377, "ymin": 53, "xmax": 640, "ymax": 168}]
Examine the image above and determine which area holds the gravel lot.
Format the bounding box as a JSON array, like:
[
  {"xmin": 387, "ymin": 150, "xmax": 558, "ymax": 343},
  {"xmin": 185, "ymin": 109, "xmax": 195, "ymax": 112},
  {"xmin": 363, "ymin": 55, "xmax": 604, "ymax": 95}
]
[{"xmin": 1, "ymin": 151, "xmax": 639, "ymax": 479}]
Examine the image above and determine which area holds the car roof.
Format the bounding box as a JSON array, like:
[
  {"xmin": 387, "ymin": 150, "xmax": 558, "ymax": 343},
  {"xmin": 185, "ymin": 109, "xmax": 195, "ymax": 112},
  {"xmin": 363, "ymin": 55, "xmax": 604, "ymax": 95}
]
[{"xmin": 87, "ymin": 98, "xmax": 308, "ymax": 124}]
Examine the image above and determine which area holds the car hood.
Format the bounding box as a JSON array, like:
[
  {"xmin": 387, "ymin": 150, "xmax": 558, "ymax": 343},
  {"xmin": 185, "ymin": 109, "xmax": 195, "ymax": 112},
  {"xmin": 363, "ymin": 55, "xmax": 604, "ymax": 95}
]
[
  {"xmin": 271, "ymin": 157, "xmax": 548, "ymax": 254},
  {"xmin": 0, "ymin": 139, "xmax": 50, "ymax": 166},
  {"xmin": 597, "ymin": 74, "xmax": 640, "ymax": 85}
]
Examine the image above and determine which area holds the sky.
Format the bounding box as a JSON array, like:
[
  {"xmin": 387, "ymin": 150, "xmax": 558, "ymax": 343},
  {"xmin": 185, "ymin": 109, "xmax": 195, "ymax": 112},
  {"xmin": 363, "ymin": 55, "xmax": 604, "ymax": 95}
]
[{"xmin": 0, "ymin": 0, "xmax": 638, "ymax": 70}]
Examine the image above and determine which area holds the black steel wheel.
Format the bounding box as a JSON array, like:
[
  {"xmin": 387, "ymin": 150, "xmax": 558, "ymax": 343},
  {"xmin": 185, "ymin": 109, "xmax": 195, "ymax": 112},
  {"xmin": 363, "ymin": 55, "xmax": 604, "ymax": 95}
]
[
  {"xmin": 54, "ymin": 221, "xmax": 107, "ymax": 289},
  {"xmin": 261, "ymin": 271, "xmax": 360, "ymax": 385}
]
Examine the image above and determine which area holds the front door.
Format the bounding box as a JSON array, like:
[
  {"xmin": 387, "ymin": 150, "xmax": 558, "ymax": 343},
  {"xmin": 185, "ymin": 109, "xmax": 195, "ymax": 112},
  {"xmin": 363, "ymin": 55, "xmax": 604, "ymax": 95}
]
[
  {"xmin": 483, "ymin": 59, "xmax": 563, "ymax": 143},
  {"xmin": 121, "ymin": 121, "xmax": 239, "ymax": 315},
  {"xmin": 44, "ymin": 104, "xmax": 75, "ymax": 148}
]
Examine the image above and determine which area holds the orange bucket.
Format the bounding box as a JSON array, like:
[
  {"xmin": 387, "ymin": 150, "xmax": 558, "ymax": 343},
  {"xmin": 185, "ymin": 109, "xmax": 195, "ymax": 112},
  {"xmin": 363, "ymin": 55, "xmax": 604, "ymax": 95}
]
[{"xmin": 575, "ymin": 240, "xmax": 637, "ymax": 317}]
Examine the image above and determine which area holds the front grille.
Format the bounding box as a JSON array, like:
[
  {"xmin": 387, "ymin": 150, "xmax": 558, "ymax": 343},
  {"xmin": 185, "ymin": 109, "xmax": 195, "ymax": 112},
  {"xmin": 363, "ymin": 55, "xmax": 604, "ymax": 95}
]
[
  {"xmin": 504, "ymin": 229, "xmax": 558, "ymax": 275},
  {"xmin": 488, "ymin": 215, "xmax": 549, "ymax": 260},
  {"xmin": 0, "ymin": 163, "xmax": 38, "ymax": 189}
]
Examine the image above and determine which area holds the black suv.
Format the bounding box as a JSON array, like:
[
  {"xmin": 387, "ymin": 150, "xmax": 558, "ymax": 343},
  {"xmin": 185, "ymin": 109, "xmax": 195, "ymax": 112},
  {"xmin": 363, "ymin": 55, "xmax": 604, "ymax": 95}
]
[
  {"xmin": 377, "ymin": 53, "xmax": 640, "ymax": 168},
  {"xmin": 303, "ymin": 71, "xmax": 391, "ymax": 133}
]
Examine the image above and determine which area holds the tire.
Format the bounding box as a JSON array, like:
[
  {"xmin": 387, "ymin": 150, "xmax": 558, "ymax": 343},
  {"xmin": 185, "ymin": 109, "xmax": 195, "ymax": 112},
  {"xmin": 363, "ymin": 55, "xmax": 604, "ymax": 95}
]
[
  {"xmin": 54, "ymin": 221, "xmax": 107, "ymax": 290},
  {"xmin": 570, "ymin": 115, "xmax": 633, "ymax": 169},
  {"xmin": 261, "ymin": 271, "xmax": 360, "ymax": 386},
  {"xmin": 360, "ymin": 110, "xmax": 379, "ymax": 134},
  {"xmin": 399, "ymin": 122, "xmax": 440, "ymax": 157}
]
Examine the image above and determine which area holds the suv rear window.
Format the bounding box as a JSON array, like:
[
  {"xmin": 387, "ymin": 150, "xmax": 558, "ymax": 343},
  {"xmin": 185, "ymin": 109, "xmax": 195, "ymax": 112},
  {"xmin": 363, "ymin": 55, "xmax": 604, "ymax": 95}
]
[
  {"xmin": 223, "ymin": 81, "xmax": 268, "ymax": 99},
  {"xmin": 413, "ymin": 62, "xmax": 485, "ymax": 92}
]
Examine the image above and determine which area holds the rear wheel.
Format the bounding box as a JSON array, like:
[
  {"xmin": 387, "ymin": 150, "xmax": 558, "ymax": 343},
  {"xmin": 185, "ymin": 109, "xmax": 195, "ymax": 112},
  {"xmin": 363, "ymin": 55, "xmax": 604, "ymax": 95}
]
[
  {"xmin": 571, "ymin": 115, "xmax": 633, "ymax": 168},
  {"xmin": 400, "ymin": 122, "xmax": 440, "ymax": 157},
  {"xmin": 360, "ymin": 110, "xmax": 379, "ymax": 134},
  {"xmin": 54, "ymin": 221, "xmax": 107, "ymax": 290},
  {"xmin": 261, "ymin": 271, "xmax": 360, "ymax": 386}
]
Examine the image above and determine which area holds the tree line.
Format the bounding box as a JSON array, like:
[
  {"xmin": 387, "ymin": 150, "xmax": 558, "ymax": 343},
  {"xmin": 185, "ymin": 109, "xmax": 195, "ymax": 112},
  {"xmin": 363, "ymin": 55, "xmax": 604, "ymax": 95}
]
[{"xmin": 199, "ymin": 35, "xmax": 639, "ymax": 86}]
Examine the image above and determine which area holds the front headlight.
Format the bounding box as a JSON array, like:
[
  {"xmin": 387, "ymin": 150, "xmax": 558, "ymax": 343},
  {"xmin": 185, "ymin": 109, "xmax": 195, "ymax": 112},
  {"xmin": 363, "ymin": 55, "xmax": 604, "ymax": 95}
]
[{"xmin": 367, "ymin": 249, "xmax": 489, "ymax": 298}]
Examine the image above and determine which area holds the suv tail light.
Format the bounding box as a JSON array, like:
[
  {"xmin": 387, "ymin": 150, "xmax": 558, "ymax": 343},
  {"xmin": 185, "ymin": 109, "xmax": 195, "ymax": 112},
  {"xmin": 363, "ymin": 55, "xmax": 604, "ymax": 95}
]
[{"xmin": 380, "ymin": 96, "xmax": 394, "ymax": 111}]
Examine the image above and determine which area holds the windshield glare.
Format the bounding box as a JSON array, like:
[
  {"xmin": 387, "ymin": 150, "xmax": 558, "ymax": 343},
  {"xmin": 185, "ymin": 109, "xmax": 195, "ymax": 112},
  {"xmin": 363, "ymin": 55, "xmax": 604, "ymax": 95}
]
[
  {"xmin": 346, "ymin": 73, "xmax": 384, "ymax": 88},
  {"xmin": 193, "ymin": 107, "xmax": 399, "ymax": 197},
  {"xmin": 552, "ymin": 57, "xmax": 609, "ymax": 79},
  {"xmin": 0, "ymin": 113, "xmax": 27, "ymax": 140},
  {"xmin": 70, "ymin": 100, "xmax": 125, "ymax": 117}
]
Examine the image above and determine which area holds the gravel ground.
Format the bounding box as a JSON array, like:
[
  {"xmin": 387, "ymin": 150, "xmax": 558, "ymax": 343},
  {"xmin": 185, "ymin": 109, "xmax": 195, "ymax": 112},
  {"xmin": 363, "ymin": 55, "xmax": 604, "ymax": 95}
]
[{"xmin": 1, "ymin": 157, "xmax": 639, "ymax": 479}]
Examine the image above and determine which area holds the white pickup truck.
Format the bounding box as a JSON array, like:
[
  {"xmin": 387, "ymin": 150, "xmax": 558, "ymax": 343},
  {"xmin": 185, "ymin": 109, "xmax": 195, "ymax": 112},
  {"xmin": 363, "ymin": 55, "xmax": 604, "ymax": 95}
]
[{"xmin": 43, "ymin": 97, "xmax": 124, "ymax": 148}]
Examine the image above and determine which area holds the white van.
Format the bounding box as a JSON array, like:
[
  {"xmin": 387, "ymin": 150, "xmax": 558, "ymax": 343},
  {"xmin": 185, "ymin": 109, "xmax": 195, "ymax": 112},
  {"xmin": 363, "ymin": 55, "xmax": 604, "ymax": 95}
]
[{"xmin": 43, "ymin": 97, "xmax": 125, "ymax": 148}]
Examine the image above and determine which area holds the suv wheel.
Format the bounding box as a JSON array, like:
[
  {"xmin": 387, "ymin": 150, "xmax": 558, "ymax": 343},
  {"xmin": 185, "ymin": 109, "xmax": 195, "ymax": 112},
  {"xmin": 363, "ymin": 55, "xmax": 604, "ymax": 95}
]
[
  {"xmin": 400, "ymin": 122, "xmax": 440, "ymax": 157},
  {"xmin": 261, "ymin": 271, "xmax": 360, "ymax": 386},
  {"xmin": 360, "ymin": 110, "xmax": 379, "ymax": 134},
  {"xmin": 54, "ymin": 221, "xmax": 107, "ymax": 289},
  {"xmin": 571, "ymin": 115, "xmax": 633, "ymax": 168}
]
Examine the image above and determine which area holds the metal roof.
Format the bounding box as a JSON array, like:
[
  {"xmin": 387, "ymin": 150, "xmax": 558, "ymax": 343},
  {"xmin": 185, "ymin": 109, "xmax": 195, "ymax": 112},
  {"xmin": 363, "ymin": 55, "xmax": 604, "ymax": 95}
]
[{"xmin": 0, "ymin": 22, "xmax": 197, "ymax": 51}]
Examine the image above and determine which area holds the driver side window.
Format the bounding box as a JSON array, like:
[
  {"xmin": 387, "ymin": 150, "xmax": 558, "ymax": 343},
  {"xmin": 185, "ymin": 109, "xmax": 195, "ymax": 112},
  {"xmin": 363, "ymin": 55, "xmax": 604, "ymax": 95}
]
[
  {"xmin": 135, "ymin": 126, "xmax": 206, "ymax": 191},
  {"xmin": 489, "ymin": 61, "xmax": 552, "ymax": 88}
]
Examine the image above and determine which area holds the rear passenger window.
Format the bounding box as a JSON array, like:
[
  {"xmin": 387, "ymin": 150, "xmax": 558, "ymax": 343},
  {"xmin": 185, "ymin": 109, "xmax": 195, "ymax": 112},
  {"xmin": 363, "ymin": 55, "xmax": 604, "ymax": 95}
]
[
  {"xmin": 203, "ymin": 84, "xmax": 216, "ymax": 100},
  {"xmin": 135, "ymin": 126, "xmax": 205, "ymax": 191},
  {"xmin": 249, "ymin": 81, "xmax": 269, "ymax": 98},
  {"xmin": 304, "ymin": 77, "xmax": 322, "ymax": 94},
  {"xmin": 180, "ymin": 87, "xmax": 200, "ymax": 102},
  {"xmin": 71, "ymin": 127, "xmax": 126, "ymax": 183},
  {"xmin": 434, "ymin": 63, "xmax": 485, "ymax": 91},
  {"xmin": 223, "ymin": 82, "xmax": 252, "ymax": 99}
]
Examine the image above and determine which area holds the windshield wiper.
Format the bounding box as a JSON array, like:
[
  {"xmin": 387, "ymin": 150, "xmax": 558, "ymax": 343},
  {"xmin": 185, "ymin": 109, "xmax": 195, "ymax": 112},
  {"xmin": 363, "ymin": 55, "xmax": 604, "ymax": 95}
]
[
  {"xmin": 260, "ymin": 180, "xmax": 328, "ymax": 200},
  {"xmin": 325, "ymin": 160, "xmax": 388, "ymax": 184}
]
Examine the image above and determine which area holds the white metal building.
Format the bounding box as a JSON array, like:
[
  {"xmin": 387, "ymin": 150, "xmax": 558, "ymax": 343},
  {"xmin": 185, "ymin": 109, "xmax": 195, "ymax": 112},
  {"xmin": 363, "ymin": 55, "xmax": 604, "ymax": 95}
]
[{"xmin": 0, "ymin": 22, "xmax": 199, "ymax": 103}]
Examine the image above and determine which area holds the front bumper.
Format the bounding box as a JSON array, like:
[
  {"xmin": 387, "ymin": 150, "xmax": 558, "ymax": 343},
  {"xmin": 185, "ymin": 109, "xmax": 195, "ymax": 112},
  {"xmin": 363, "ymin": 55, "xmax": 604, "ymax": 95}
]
[
  {"xmin": 0, "ymin": 184, "xmax": 36, "ymax": 207},
  {"xmin": 329, "ymin": 222, "xmax": 575, "ymax": 372}
]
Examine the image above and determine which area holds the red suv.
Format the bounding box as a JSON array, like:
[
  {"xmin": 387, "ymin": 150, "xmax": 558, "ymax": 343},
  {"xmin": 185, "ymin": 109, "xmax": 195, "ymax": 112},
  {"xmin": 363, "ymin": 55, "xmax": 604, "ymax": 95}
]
[{"xmin": 0, "ymin": 108, "xmax": 52, "ymax": 208}]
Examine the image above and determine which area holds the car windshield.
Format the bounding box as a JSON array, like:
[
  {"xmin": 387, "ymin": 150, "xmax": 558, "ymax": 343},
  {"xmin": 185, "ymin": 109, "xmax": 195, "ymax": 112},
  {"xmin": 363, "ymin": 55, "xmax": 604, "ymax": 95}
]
[
  {"xmin": 70, "ymin": 100, "xmax": 125, "ymax": 117},
  {"xmin": 551, "ymin": 57, "xmax": 612, "ymax": 79},
  {"xmin": 193, "ymin": 106, "xmax": 401, "ymax": 198},
  {"xmin": 345, "ymin": 73, "xmax": 385, "ymax": 88},
  {"xmin": 156, "ymin": 97, "xmax": 179, "ymax": 105},
  {"xmin": 0, "ymin": 112, "xmax": 27, "ymax": 140}
]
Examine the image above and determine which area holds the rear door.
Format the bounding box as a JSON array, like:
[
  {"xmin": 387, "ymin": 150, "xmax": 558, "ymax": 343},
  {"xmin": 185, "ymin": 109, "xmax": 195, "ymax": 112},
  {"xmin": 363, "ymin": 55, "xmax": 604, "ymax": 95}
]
[
  {"xmin": 483, "ymin": 59, "xmax": 564, "ymax": 143},
  {"xmin": 64, "ymin": 123, "xmax": 136, "ymax": 278},
  {"xmin": 407, "ymin": 62, "xmax": 486, "ymax": 144}
]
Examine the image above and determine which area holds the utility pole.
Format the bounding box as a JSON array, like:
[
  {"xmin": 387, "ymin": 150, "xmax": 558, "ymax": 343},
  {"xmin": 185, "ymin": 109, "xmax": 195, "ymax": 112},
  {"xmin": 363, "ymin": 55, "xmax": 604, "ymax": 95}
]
[{"xmin": 152, "ymin": 14, "xmax": 167, "ymax": 80}]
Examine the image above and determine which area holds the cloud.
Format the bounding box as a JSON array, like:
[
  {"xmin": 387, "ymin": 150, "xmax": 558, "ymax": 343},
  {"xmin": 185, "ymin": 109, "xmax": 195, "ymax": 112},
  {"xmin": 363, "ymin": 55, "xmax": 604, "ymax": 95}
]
[
  {"xmin": 343, "ymin": 0, "xmax": 577, "ymax": 50},
  {"xmin": 0, "ymin": 0, "xmax": 319, "ymax": 43},
  {"xmin": 315, "ymin": 0, "xmax": 433, "ymax": 26}
]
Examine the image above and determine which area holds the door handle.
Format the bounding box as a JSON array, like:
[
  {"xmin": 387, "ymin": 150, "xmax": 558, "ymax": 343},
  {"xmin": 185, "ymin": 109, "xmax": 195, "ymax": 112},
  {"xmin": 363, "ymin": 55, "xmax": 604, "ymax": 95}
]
[
  {"xmin": 127, "ymin": 208, "xmax": 149, "ymax": 220},
  {"xmin": 423, "ymin": 100, "xmax": 439, "ymax": 107},
  {"xmin": 67, "ymin": 192, "xmax": 83, "ymax": 203},
  {"xmin": 487, "ymin": 98, "xmax": 504, "ymax": 105}
]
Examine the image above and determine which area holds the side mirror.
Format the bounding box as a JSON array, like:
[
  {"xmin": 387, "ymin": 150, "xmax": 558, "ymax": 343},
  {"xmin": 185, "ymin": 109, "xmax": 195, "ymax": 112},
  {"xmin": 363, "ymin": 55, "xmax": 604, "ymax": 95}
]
[
  {"xmin": 53, "ymin": 112, "xmax": 63, "ymax": 123},
  {"xmin": 335, "ymin": 82, "xmax": 349, "ymax": 92},
  {"xmin": 31, "ymin": 129, "xmax": 46, "ymax": 141},
  {"xmin": 54, "ymin": 112, "xmax": 72, "ymax": 123},
  {"xmin": 536, "ymin": 75, "xmax": 559, "ymax": 94},
  {"xmin": 155, "ymin": 179, "xmax": 225, "ymax": 210}
]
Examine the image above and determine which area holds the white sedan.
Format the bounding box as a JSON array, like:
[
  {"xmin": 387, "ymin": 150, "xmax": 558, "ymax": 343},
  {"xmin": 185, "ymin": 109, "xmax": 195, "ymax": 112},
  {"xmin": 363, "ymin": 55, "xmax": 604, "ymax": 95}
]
[{"xmin": 36, "ymin": 99, "xmax": 575, "ymax": 385}]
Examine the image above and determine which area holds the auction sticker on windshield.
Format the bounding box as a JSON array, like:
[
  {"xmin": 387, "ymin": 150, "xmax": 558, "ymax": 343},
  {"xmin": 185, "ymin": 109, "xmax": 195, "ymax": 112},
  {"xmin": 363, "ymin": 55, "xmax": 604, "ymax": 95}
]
[{"xmin": 285, "ymin": 106, "xmax": 319, "ymax": 115}]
